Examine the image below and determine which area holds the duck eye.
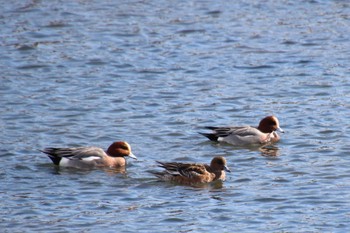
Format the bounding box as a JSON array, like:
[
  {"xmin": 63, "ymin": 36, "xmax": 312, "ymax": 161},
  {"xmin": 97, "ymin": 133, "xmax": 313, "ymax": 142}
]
[
  {"xmin": 216, "ymin": 159, "xmax": 224, "ymax": 165},
  {"xmin": 268, "ymin": 120, "xmax": 277, "ymax": 126},
  {"xmin": 120, "ymin": 145, "xmax": 128, "ymax": 150}
]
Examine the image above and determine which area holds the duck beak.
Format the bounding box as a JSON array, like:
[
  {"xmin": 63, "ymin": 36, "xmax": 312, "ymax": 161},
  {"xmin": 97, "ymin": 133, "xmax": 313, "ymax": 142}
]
[
  {"xmin": 276, "ymin": 127, "xmax": 285, "ymax": 133},
  {"xmin": 224, "ymin": 165, "xmax": 231, "ymax": 173},
  {"xmin": 128, "ymin": 152, "xmax": 138, "ymax": 160}
]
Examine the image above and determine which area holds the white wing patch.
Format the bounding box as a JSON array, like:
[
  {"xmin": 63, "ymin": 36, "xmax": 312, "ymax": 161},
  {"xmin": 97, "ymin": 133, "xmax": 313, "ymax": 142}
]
[
  {"xmin": 59, "ymin": 158, "xmax": 71, "ymax": 167},
  {"xmin": 81, "ymin": 156, "xmax": 101, "ymax": 162}
]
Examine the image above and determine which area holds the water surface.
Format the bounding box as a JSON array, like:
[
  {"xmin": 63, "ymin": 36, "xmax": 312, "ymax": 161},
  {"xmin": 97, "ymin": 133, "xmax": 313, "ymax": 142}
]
[{"xmin": 1, "ymin": 0, "xmax": 350, "ymax": 232}]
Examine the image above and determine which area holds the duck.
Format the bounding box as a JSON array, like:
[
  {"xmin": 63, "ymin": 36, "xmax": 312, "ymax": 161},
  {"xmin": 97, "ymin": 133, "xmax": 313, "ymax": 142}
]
[
  {"xmin": 41, "ymin": 141, "xmax": 137, "ymax": 169},
  {"xmin": 200, "ymin": 115, "xmax": 284, "ymax": 146},
  {"xmin": 151, "ymin": 156, "xmax": 230, "ymax": 185}
]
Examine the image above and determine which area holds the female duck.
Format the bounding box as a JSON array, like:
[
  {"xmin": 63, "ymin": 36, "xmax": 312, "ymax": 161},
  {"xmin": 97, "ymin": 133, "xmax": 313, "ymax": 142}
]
[{"xmin": 152, "ymin": 156, "xmax": 230, "ymax": 185}]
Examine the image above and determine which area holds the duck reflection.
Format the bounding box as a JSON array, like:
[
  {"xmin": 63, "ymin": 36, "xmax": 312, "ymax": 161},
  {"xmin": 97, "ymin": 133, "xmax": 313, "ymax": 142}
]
[{"xmin": 259, "ymin": 145, "xmax": 281, "ymax": 157}]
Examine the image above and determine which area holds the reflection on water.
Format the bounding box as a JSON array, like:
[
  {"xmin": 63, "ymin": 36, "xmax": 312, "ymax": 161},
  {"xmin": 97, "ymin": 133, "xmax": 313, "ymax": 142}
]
[
  {"xmin": 259, "ymin": 145, "xmax": 281, "ymax": 157},
  {"xmin": 51, "ymin": 166, "xmax": 128, "ymax": 176},
  {"xmin": 151, "ymin": 178, "xmax": 225, "ymax": 190}
]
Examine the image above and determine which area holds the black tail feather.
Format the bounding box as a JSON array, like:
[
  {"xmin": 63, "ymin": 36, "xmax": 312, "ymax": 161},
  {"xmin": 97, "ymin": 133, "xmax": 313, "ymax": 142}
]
[
  {"xmin": 47, "ymin": 155, "xmax": 61, "ymax": 166},
  {"xmin": 198, "ymin": 132, "xmax": 219, "ymax": 142},
  {"xmin": 39, "ymin": 149, "xmax": 61, "ymax": 165}
]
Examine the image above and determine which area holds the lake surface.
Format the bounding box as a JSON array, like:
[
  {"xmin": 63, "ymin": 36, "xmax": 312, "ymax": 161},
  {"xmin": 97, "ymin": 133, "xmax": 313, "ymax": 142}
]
[{"xmin": 1, "ymin": 0, "xmax": 350, "ymax": 232}]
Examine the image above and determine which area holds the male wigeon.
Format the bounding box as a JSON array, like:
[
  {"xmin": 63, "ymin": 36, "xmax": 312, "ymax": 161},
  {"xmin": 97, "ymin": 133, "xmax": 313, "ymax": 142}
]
[
  {"xmin": 41, "ymin": 141, "xmax": 137, "ymax": 169},
  {"xmin": 151, "ymin": 156, "xmax": 230, "ymax": 185},
  {"xmin": 200, "ymin": 116, "xmax": 284, "ymax": 146}
]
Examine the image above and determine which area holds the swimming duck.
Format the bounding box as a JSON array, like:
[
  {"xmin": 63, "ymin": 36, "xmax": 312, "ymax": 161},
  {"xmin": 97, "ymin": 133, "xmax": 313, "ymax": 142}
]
[
  {"xmin": 41, "ymin": 141, "xmax": 137, "ymax": 169},
  {"xmin": 200, "ymin": 116, "xmax": 284, "ymax": 146},
  {"xmin": 152, "ymin": 156, "xmax": 230, "ymax": 185}
]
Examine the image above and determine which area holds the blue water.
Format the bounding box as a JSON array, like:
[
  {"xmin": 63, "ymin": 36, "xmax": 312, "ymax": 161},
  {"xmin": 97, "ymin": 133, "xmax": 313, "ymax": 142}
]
[{"xmin": 1, "ymin": 0, "xmax": 350, "ymax": 232}]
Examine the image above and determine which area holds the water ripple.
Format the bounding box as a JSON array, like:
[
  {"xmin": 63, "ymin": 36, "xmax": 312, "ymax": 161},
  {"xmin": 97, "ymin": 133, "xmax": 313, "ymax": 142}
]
[{"xmin": 1, "ymin": 0, "xmax": 350, "ymax": 232}]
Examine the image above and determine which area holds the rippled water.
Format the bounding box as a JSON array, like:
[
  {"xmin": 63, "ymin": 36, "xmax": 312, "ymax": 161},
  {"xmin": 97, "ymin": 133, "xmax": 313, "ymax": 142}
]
[{"xmin": 1, "ymin": 0, "xmax": 350, "ymax": 232}]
